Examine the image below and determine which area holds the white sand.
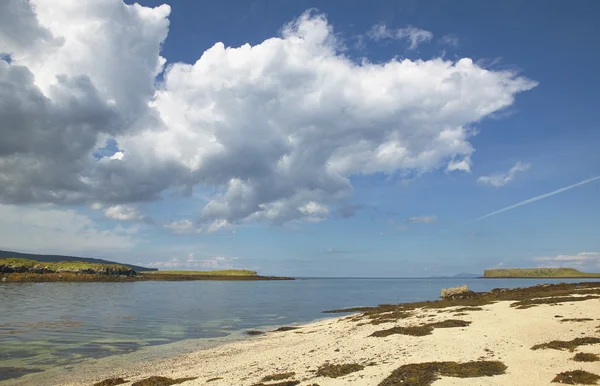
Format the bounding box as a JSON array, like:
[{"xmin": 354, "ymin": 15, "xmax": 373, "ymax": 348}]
[{"xmin": 11, "ymin": 297, "xmax": 600, "ymax": 386}]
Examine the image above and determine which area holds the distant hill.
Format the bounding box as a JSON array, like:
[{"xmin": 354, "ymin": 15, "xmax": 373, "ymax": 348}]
[
  {"xmin": 0, "ymin": 249, "xmax": 156, "ymax": 272},
  {"xmin": 484, "ymin": 268, "xmax": 600, "ymax": 278},
  {"xmin": 453, "ymin": 272, "xmax": 480, "ymax": 278}
]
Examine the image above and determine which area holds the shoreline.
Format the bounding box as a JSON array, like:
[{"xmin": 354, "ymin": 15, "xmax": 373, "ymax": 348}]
[
  {"xmin": 0, "ymin": 273, "xmax": 294, "ymax": 283},
  {"xmin": 6, "ymin": 281, "xmax": 600, "ymax": 386}
]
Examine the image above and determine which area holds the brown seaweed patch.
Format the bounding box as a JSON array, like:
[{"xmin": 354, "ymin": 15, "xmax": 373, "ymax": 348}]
[
  {"xmin": 247, "ymin": 330, "xmax": 265, "ymax": 335},
  {"xmin": 131, "ymin": 376, "xmax": 197, "ymax": 386},
  {"xmin": 561, "ymin": 318, "xmax": 594, "ymax": 322},
  {"xmin": 378, "ymin": 361, "xmax": 507, "ymax": 386},
  {"xmin": 261, "ymin": 372, "xmax": 296, "ymax": 381},
  {"xmin": 512, "ymin": 295, "xmax": 600, "ymax": 309},
  {"xmin": 316, "ymin": 363, "xmax": 365, "ymax": 378},
  {"xmin": 273, "ymin": 326, "xmax": 301, "ymax": 332},
  {"xmin": 531, "ymin": 337, "xmax": 600, "ymax": 352},
  {"xmin": 572, "ymin": 352, "xmax": 600, "ymax": 362},
  {"xmin": 93, "ymin": 378, "xmax": 127, "ymax": 386},
  {"xmin": 552, "ymin": 370, "xmax": 600, "ymax": 384},
  {"xmin": 324, "ymin": 283, "xmax": 600, "ymax": 317},
  {"xmin": 370, "ymin": 320, "xmax": 471, "ymax": 338}
]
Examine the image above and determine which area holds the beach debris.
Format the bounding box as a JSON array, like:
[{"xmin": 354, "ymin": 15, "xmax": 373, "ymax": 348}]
[
  {"xmin": 206, "ymin": 377, "xmax": 222, "ymax": 382},
  {"xmin": 261, "ymin": 372, "xmax": 296, "ymax": 382},
  {"xmin": 247, "ymin": 330, "xmax": 265, "ymax": 335},
  {"xmin": 440, "ymin": 285, "xmax": 473, "ymax": 299},
  {"xmin": 370, "ymin": 319, "xmax": 471, "ymax": 337},
  {"xmin": 315, "ymin": 363, "xmax": 365, "ymax": 378},
  {"xmin": 130, "ymin": 376, "xmax": 197, "ymax": 386},
  {"xmin": 378, "ymin": 361, "xmax": 507, "ymax": 386},
  {"xmin": 552, "ymin": 370, "xmax": 600, "ymax": 384},
  {"xmin": 93, "ymin": 378, "xmax": 127, "ymax": 386},
  {"xmin": 531, "ymin": 337, "xmax": 600, "ymax": 352},
  {"xmin": 572, "ymin": 352, "xmax": 600, "ymax": 362}
]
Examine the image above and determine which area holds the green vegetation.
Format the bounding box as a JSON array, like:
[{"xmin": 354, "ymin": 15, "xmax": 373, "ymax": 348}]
[
  {"xmin": 0, "ymin": 249, "xmax": 156, "ymax": 272},
  {"xmin": 370, "ymin": 319, "xmax": 471, "ymax": 337},
  {"xmin": 143, "ymin": 269, "xmax": 257, "ymax": 276},
  {"xmin": 572, "ymin": 353, "xmax": 600, "ymax": 362},
  {"xmin": 531, "ymin": 337, "xmax": 600, "ymax": 352},
  {"xmin": 378, "ymin": 361, "xmax": 507, "ymax": 386},
  {"xmin": 484, "ymin": 268, "xmax": 600, "ymax": 278},
  {"xmin": 552, "ymin": 370, "xmax": 600, "ymax": 384},
  {"xmin": 130, "ymin": 376, "xmax": 197, "ymax": 386},
  {"xmin": 0, "ymin": 258, "xmax": 134, "ymax": 275},
  {"xmin": 315, "ymin": 363, "xmax": 365, "ymax": 378}
]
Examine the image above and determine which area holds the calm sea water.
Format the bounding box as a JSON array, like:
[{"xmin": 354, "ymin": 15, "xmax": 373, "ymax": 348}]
[{"xmin": 1, "ymin": 277, "xmax": 599, "ymax": 382}]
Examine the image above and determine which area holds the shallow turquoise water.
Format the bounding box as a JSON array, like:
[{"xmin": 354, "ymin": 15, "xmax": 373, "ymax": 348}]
[{"xmin": 1, "ymin": 277, "xmax": 598, "ymax": 382}]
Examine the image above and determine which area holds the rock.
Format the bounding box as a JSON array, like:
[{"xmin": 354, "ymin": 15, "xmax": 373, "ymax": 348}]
[{"xmin": 441, "ymin": 285, "xmax": 473, "ymax": 299}]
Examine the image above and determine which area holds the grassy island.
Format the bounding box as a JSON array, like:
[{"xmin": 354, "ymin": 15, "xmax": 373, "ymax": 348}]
[
  {"xmin": 0, "ymin": 258, "xmax": 292, "ymax": 282},
  {"xmin": 484, "ymin": 268, "xmax": 600, "ymax": 278}
]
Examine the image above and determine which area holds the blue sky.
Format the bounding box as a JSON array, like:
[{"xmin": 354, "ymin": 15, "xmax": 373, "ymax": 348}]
[{"xmin": 0, "ymin": 0, "xmax": 599, "ymax": 276}]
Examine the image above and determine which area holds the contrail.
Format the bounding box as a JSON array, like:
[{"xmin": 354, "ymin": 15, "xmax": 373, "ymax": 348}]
[{"xmin": 444, "ymin": 175, "xmax": 600, "ymax": 231}]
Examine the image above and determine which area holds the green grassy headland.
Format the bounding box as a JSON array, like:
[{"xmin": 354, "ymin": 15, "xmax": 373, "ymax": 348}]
[{"xmin": 483, "ymin": 268, "xmax": 600, "ymax": 278}]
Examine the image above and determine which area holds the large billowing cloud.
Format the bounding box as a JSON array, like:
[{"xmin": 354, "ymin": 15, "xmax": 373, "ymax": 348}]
[{"xmin": 0, "ymin": 2, "xmax": 537, "ymax": 228}]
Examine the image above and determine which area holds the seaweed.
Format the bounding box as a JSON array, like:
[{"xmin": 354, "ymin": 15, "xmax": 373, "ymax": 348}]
[
  {"xmin": 378, "ymin": 361, "xmax": 507, "ymax": 386},
  {"xmin": 531, "ymin": 337, "xmax": 600, "ymax": 352},
  {"xmin": 552, "ymin": 370, "xmax": 600, "ymax": 384},
  {"xmin": 252, "ymin": 382, "xmax": 299, "ymax": 386},
  {"xmin": 273, "ymin": 326, "xmax": 301, "ymax": 332},
  {"xmin": 261, "ymin": 372, "xmax": 295, "ymax": 381},
  {"xmin": 324, "ymin": 283, "xmax": 600, "ymax": 317},
  {"xmin": 131, "ymin": 376, "xmax": 197, "ymax": 386},
  {"xmin": 370, "ymin": 320, "xmax": 471, "ymax": 338},
  {"xmin": 206, "ymin": 377, "xmax": 222, "ymax": 382},
  {"xmin": 560, "ymin": 318, "xmax": 594, "ymax": 322},
  {"xmin": 93, "ymin": 378, "xmax": 127, "ymax": 386},
  {"xmin": 247, "ymin": 330, "xmax": 265, "ymax": 335},
  {"xmin": 572, "ymin": 352, "xmax": 600, "ymax": 362},
  {"xmin": 315, "ymin": 363, "xmax": 365, "ymax": 378}
]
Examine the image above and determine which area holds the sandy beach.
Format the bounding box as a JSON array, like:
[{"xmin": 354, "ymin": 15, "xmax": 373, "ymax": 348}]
[{"xmin": 10, "ymin": 283, "xmax": 600, "ymax": 386}]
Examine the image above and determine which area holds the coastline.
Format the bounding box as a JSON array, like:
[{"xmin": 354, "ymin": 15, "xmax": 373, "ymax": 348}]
[
  {"xmin": 7, "ymin": 282, "xmax": 600, "ymax": 386},
  {"xmin": 0, "ymin": 273, "xmax": 294, "ymax": 282}
]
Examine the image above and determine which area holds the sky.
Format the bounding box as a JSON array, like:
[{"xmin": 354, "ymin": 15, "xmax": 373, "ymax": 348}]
[{"xmin": 0, "ymin": 0, "xmax": 599, "ymax": 277}]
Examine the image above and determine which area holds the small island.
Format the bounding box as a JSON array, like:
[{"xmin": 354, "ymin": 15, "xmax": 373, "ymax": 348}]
[
  {"xmin": 484, "ymin": 267, "xmax": 600, "ymax": 278},
  {"xmin": 0, "ymin": 258, "xmax": 293, "ymax": 282}
]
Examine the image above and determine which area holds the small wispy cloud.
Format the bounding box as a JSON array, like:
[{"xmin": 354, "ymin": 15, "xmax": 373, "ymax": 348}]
[
  {"xmin": 148, "ymin": 254, "xmax": 240, "ymax": 270},
  {"xmin": 444, "ymin": 175, "xmax": 600, "ymax": 231},
  {"xmin": 407, "ymin": 215, "xmax": 437, "ymax": 224},
  {"xmin": 535, "ymin": 252, "xmax": 600, "ymax": 269},
  {"xmin": 439, "ymin": 34, "xmax": 459, "ymax": 47},
  {"xmin": 478, "ymin": 161, "xmax": 531, "ymax": 187},
  {"xmin": 368, "ymin": 24, "xmax": 433, "ymax": 49}
]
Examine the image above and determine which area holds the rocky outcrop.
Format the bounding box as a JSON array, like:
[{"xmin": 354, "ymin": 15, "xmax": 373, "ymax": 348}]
[{"xmin": 440, "ymin": 285, "xmax": 475, "ymax": 299}]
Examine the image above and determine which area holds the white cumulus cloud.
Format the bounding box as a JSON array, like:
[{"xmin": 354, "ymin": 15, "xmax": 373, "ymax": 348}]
[
  {"xmin": 0, "ymin": 3, "xmax": 537, "ymax": 229},
  {"xmin": 478, "ymin": 161, "xmax": 531, "ymax": 187}
]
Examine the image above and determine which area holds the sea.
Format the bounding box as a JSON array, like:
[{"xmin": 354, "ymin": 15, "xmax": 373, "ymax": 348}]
[{"xmin": 1, "ymin": 277, "xmax": 599, "ymax": 383}]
